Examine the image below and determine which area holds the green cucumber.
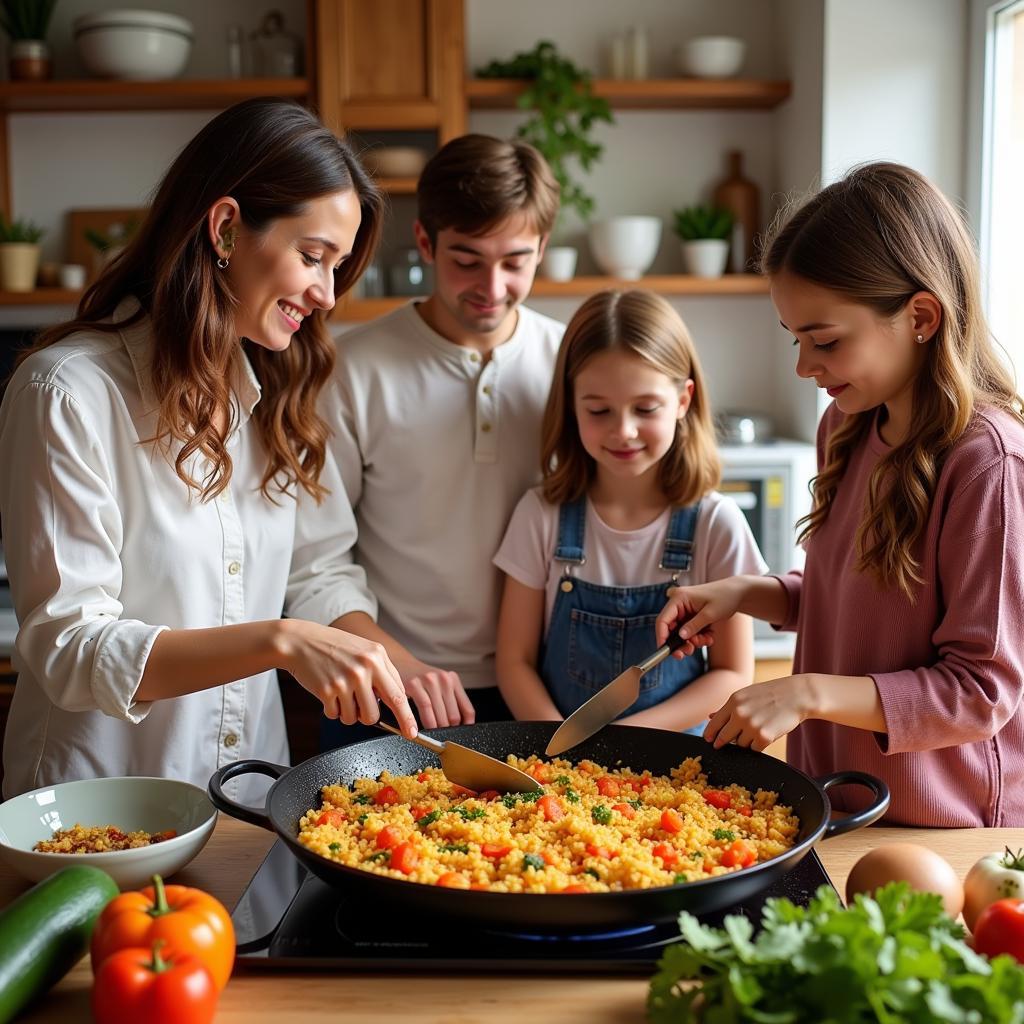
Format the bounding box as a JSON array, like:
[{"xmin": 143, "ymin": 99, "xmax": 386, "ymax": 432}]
[{"xmin": 0, "ymin": 865, "xmax": 118, "ymax": 1023}]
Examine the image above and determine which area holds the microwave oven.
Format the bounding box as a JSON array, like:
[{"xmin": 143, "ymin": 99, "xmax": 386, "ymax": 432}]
[{"xmin": 719, "ymin": 441, "xmax": 817, "ymax": 658}]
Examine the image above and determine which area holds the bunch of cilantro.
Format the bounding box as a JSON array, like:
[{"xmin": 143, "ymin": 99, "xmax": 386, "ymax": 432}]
[{"xmin": 647, "ymin": 882, "xmax": 1024, "ymax": 1023}]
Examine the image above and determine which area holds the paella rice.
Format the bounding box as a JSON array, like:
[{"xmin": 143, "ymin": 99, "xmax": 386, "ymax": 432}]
[
  {"xmin": 34, "ymin": 824, "xmax": 178, "ymax": 853},
  {"xmin": 296, "ymin": 754, "xmax": 800, "ymax": 893}
]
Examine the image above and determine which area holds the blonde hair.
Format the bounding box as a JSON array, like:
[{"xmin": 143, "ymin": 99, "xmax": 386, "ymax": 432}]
[
  {"xmin": 761, "ymin": 161, "xmax": 1022, "ymax": 599},
  {"xmin": 541, "ymin": 289, "xmax": 721, "ymax": 506}
]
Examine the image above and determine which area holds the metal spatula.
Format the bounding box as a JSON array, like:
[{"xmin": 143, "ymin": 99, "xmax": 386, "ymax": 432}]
[
  {"xmin": 375, "ymin": 722, "xmax": 541, "ymax": 794},
  {"xmin": 545, "ymin": 628, "xmax": 697, "ymax": 756}
]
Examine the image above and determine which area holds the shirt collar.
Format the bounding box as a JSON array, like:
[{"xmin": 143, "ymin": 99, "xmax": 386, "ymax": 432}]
[{"xmin": 116, "ymin": 296, "xmax": 262, "ymax": 428}]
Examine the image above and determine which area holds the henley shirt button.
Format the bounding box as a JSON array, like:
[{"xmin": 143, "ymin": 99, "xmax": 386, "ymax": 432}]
[
  {"xmin": 469, "ymin": 352, "xmax": 480, "ymax": 363},
  {"xmin": 482, "ymin": 385, "xmax": 492, "ymax": 396},
  {"xmin": 227, "ymin": 560, "xmax": 241, "ymax": 575},
  {"xmin": 224, "ymin": 732, "xmax": 239, "ymax": 748},
  {"xmin": 481, "ymin": 423, "xmax": 492, "ymax": 433}
]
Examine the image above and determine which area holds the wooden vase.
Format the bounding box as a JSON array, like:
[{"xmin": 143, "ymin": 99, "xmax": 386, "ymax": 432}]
[{"xmin": 712, "ymin": 151, "xmax": 760, "ymax": 273}]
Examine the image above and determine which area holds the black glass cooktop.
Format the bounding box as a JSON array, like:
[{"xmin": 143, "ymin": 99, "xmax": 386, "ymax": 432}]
[{"xmin": 231, "ymin": 840, "xmax": 835, "ymax": 973}]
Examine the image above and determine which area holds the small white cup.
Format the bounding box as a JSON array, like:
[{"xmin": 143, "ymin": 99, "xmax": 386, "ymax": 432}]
[{"xmin": 59, "ymin": 263, "xmax": 87, "ymax": 289}]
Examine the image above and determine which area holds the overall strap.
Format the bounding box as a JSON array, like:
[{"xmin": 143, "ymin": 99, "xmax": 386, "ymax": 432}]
[
  {"xmin": 553, "ymin": 498, "xmax": 587, "ymax": 566},
  {"xmin": 660, "ymin": 501, "xmax": 701, "ymax": 572}
]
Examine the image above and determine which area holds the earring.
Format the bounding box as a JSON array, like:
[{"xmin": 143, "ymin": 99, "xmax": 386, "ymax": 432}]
[
  {"xmin": 915, "ymin": 334, "xmax": 925, "ymax": 344},
  {"xmin": 216, "ymin": 255, "xmax": 229, "ymax": 269}
]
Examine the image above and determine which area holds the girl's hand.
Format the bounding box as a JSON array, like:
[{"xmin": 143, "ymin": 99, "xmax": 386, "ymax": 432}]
[
  {"xmin": 703, "ymin": 674, "xmax": 817, "ymax": 751},
  {"xmin": 278, "ymin": 619, "xmax": 418, "ymax": 737},
  {"xmin": 655, "ymin": 580, "xmax": 743, "ymax": 656},
  {"xmin": 401, "ymin": 660, "xmax": 476, "ymax": 730}
]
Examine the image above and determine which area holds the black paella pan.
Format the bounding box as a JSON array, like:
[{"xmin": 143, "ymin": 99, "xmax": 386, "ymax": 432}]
[{"xmin": 208, "ymin": 721, "xmax": 888, "ymax": 932}]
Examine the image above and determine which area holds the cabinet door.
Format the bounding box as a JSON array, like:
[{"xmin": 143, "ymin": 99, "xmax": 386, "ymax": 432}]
[{"xmin": 315, "ymin": 0, "xmax": 465, "ymax": 138}]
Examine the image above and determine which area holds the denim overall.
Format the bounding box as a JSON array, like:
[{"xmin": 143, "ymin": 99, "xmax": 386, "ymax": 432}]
[{"xmin": 538, "ymin": 499, "xmax": 708, "ymax": 736}]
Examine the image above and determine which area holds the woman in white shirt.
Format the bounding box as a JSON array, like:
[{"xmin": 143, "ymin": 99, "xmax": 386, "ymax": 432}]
[{"xmin": 0, "ymin": 99, "xmax": 417, "ymax": 800}]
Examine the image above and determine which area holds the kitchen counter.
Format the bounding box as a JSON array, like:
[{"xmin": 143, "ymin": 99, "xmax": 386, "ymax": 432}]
[{"xmin": 2, "ymin": 815, "xmax": 1022, "ymax": 1023}]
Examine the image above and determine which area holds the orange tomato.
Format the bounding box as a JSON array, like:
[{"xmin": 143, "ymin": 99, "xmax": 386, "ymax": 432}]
[
  {"xmin": 390, "ymin": 842, "xmax": 419, "ymax": 874},
  {"xmin": 537, "ymin": 795, "xmax": 565, "ymax": 822},
  {"xmin": 703, "ymin": 789, "xmax": 732, "ymax": 810},
  {"xmin": 315, "ymin": 808, "xmax": 346, "ymax": 827},
  {"xmin": 436, "ymin": 872, "xmax": 471, "ymax": 889},
  {"xmin": 660, "ymin": 809, "xmax": 684, "ymax": 834},
  {"xmin": 585, "ymin": 844, "xmax": 616, "ymax": 860},
  {"xmin": 376, "ymin": 825, "xmax": 403, "ymax": 850},
  {"xmin": 652, "ymin": 842, "xmax": 679, "ymax": 868},
  {"xmin": 451, "ymin": 784, "xmax": 478, "ymax": 798},
  {"xmin": 90, "ymin": 875, "xmax": 234, "ymax": 991},
  {"xmin": 612, "ymin": 802, "xmax": 637, "ymax": 819},
  {"xmin": 596, "ymin": 777, "xmax": 620, "ymax": 797},
  {"xmin": 481, "ymin": 843, "xmax": 512, "ymax": 860},
  {"xmin": 720, "ymin": 839, "xmax": 757, "ymax": 868}
]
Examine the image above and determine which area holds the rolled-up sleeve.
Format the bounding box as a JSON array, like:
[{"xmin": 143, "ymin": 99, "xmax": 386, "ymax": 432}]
[
  {"xmin": 1, "ymin": 380, "xmax": 160, "ymax": 722},
  {"xmin": 285, "ymin": 442, "xmax": 377, "ymax": 625}
]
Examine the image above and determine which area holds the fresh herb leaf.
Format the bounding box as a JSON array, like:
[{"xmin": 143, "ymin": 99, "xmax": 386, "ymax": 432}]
[
  {"xmin": 555, "ymin": 775, "xmax": 571, "ymax": 785},
  {"xmin": 328, "ymin": 842, "xmax": 341, "ymax": 852},
  {"xmin": 565, "ymin": 789, "xmax": 581, "ymax": 803},
  {"xmin": 454, "ymin": 806, "xmax": 487, "ymax": 821},
  {"xmin": 519, "ymin": 790, "xmax": 543, "ymax": 803},
  {"xmin": 584, "ymin": 868, "xmax": 600, "ymax": 879},
  {"xmin": 689, "ymin": 850, "xmax": 703, "ymax": 860},
  {"xmin": 416, "ymin": 810, "xmax": 441, "ymax": 828},
  {"xmin": 502, "ymin": 793, "xmax": 519, "ymax": 809},
  {"xmin": 352, "ymin": 794, "xmax": 373, "ymax": 805},
  {"xmin": 357, "ymin": 813, "xmax": 368, "ymax": 825},
  {"xmin": 522, "ymin": 853, "xmax": 545, "ymax": 871},
  {"xmin": 647, "ymin": 882, "xmax": 1024, "ymax": 1024},
  {"xmin": 627, "ymin": 798, "xmax": 643, "ymax": 810},
  {"xmin": 364, "ymin": 850, "xmax": 390, "ymax": 863},
  {"xmin": 712, "ymin": 828, "xmax": 735, "ymax": 842},
  {"xmin": 439, "ymin": 842, "xmax": 469, "ymax": 854},
  {"xmin": 592, "ymin": 804, "xmax": 612, "ymax": 825}
]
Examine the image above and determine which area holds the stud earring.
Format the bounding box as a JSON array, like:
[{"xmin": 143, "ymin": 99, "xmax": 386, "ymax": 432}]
[{"xmin": 915, "ymin": 334, "xmax": 925, "ymax": 344}]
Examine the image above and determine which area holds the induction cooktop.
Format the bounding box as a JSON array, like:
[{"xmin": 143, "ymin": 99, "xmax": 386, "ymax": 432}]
[{"xmin": 231, "ymin": 839, "xmax": 836, "ymax": 973}]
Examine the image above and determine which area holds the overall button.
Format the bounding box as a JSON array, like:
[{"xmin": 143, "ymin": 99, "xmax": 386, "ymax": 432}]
[
  {"xmin": 227, "ymin": 560, "xmax": 241, "ymax": 575},
  {"xmin": 223, "ymin": 732, "xmax": 239, "ymax": 748},
  {"xmin": 560, "ymin": 580, "xmax": 574, "ymax": 593}
]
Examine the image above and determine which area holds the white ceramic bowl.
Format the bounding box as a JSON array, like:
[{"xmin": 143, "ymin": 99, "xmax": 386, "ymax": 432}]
[
  {"xmin": 679, "ymin": 36, "xmax": 746, "ymax": 79},
  {"xmin": 588, "ymin": 216, "xmax": 663, "ymax": 280},
  {"xmin": 73, "ymin": 9, "xmax": 194, "ymax": 81},
  {"xmin": 360, "ymin": 146, "xmax": 429, "ymax": 178},
  {"xmin": 0, "ymin": 777, "xmax": 216, "ymax": 889}
]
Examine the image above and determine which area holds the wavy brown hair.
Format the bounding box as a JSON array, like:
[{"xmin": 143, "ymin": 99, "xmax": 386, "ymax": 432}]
[
  {"xmin": 762, "ymin": 162, "xmax": 1021, "ymax": 598},
  {"xmin": 23, "ymin": 98, "xmax": 383, "ymax": 502},
  {"xmin": 541, "ymin": 289, "xmax": 721, "ymax": 506}
]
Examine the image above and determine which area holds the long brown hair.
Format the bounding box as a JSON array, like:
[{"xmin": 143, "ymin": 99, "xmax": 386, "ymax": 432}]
[
  {"xmin": 762, "ymin": 161, "xmax": 1021, "ymax": 598},
  {"xmin": 25, "ymin": 98, "xmax": 383, "ymax": 502},
  {"xmin": 541, "ymin": 289, "xmax": 721, "ymax": 506}
]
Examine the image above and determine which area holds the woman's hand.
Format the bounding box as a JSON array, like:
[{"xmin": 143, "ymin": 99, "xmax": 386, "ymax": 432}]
[
  {"xmin": 277, "ymin": 619, "xmax": 418, "ymax": 737},
  {"xmin": 703, "ymin": 674, "xmax": 817, "ymax": 751},
  {"xmin": 400, "ymin": 659, "xmax": 476, "ymax": 730},
  {"xmin": 655, "ymin": 579, "xmax": 744, "ymax": 656}
]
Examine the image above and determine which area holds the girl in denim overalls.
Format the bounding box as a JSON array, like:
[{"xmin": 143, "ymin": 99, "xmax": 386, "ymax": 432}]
[{"xmin": 494, "ymin": 289, "xmax": 766, "ymax": 736}]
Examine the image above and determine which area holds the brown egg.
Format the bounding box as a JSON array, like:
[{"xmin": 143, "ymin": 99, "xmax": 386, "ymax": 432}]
[{"xmin": 845, "ymin": 843, "xmax": 964, "ymax": 917}]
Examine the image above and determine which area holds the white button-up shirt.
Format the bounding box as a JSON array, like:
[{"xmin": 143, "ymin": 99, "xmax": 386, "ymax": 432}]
[{"xmin": 0, "ymin": 301, "xmax": 376, "ymax": 800}]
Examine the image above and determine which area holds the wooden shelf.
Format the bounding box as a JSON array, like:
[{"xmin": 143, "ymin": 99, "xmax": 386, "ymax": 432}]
[
  {"xmin": 465, "ymin": 77, "xmax": 792, "ymax": 110},
  {"xmin": 336, "ymin": 274, "xmax": 769, "ymax": 321},
  {"xmin": 0, "ymin": 287, "xmax": 81, "ymax": 305},
  {"xmin": 377, "ymin": 176, "xmax": 419, "ymax": 195},
  {"xmin": 0, "ymin": 78, "xmax": 310, "ymax": 113}
]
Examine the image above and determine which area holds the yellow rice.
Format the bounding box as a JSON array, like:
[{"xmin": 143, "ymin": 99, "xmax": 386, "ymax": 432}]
[{"xmin": 296, "ymin": 755, "xmax": 800, "ymax": 893}]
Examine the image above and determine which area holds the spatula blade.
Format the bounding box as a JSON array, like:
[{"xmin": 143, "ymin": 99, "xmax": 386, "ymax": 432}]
[
  {"xmin": 441, "ymin": 743, "xmax": 542, "ymax": 794},
  {"xmin": 544, "ymin": 666, "xmax": 641, "ymax": 756}
]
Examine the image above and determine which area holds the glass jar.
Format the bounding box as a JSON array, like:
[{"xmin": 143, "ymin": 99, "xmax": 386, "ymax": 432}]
[
  {"xmin": 249, "ymin": 10, "xmax": 302, "ymax": 78},
  {"xmin": 388, "ymin": 249, "xmax": 431, "ymax": 297}
]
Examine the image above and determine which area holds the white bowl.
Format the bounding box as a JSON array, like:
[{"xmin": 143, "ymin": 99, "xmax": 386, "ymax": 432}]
[
  {"xmin": 74, "ymin": 9, "xmax": 194, "ymax": 81},
  {"xmin": 679, "ymin": 36, "xmax": 746, "ymax": 79},
  {"xmin": 360, "ymin": 146, "xmax": 429, "ymax": 178},
  {"xmin": 0, "ymin": 776, "xmax": 216, "ymax": 889},
  {"xmin": 588, "ymin": 216, "xmax": 662, "ymax": 280}
]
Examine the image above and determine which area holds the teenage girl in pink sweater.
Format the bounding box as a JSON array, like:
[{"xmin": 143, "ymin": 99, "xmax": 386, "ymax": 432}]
[{"xmin": 656, "ymin": 162, "xmax": 1024, "ymax": 826}]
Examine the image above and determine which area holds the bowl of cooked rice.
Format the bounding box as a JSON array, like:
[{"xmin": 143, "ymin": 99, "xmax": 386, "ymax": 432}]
[{"xmin": 0, "ymin": 776, "xmax": 216, "ymax": 889}]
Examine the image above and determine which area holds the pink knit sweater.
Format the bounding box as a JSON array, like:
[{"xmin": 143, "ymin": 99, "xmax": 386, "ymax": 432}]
[{"xmin": 778, "ymin": 403, "xmax": 1024, "ymax": 826}]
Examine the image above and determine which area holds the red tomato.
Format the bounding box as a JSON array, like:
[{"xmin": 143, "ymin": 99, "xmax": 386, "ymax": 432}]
[
  {"xmin": 720, "ymin": 839, "xmax": 757, "ymax": 869},
  {"xmin": 481, "ymin": 843, "xmax": 512, "ymax": 860},
  {"xmin": 972, "ymin": 898, "xmax": 1024, "ymax": 963},
  {"xmin": 703, "ymin": 789, "xmax": 732, "ymax": 810},
  {"xmin": 627, "ymin": 775, "xmax": 652, "ymax": 792},
  {"xmin": 436, "ymin": 872, "xmax": 471, "ymax": 889},
  {"xmin": 652, "ymin": 842, "xmax": 679, "ymax": 868},
  {"xmin": 315, "ymin": 808, "xmax": 346, "ymax": 827},
  {"xmin": 585, "ymin": 843, "xmax": 615, "ymax": 860},
  {"xmin": 560, "ymin": 884, "xmax": 588, "ymax": 894},
  {"xmin": 661, "ymin": 809, "xmax": 684, "ymax": 834},
  {"xmin": 92, "ymin": 944, "xmax": 218, "ymax": 1024},
  {"xmin": 376, "ymin": 825, "xmax": 403, "ymax": 850},
  {"xmin": 541, "ymin": 851, "xmax": 557, "ymax": 866},
  {"xmin": 528, "ymin": 763, "xmax": 550, "ymax": 783},
  {"xmin": 477, "ymin": 790, "xmax": 501, "ymax": 801},
  {"xmin": 737, "ymin": 805, "xmax": 753, "ymax": 817},
  {"xmin": 374, "ymin": 785, "xmax": 400, "ymax": 806},
  {"xmin": 612, "ymin": 803, "xmax": 637, "ymax": 819},
  {"xmin": 409, "ymin": 804, "xmax": 431, "ymax": 821},
  {"xmin": 416, "ymin": 772, "xmax": 430, "ymax": 783},
  {"xmin": 537, "ymin": 795, "xmax": 565, "ymax": 822},
  {"xmin": 390, "ymin": 842, "xmax": 419, "ymax": 874},
  {"xmin": 451, "ymin": 784, "xmax": 478, "ymax": 798},
  {"xmin": 596, "ymin": 777, "xmax": 621, "ymax": 797}
]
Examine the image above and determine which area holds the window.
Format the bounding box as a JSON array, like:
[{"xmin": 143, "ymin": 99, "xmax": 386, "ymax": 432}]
[{"xmin": 971, "ymin": 0, "xmax": 1024, "ymax": 369}]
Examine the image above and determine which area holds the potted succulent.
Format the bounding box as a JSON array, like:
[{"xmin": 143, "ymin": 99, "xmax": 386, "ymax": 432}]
[
  {"xmin": 0, "ymin": 213, "xmax": 44, "ymax": 291},
  {"xmin": 0, "ymin": 0, "xmax": 58, "ymax": 81},
  {"xmin": 477, "ymin": 40, "xmax": 614, "ymax": 281},
  {"xmin": 673, "ymin": 204, "xmax": 734, "ymax": 278}
]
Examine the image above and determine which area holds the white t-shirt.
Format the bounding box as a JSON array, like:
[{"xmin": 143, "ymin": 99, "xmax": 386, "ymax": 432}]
[
  {"xmin": 0, "ymin": 301, "xmax": 376, "ymax": 800},
  {"xmin": 494, "ymin": 487, "xmax": 768, "ymax": 632},
  {"xmin": 325, "ymin": 302, "xmax": 564, "ymax": 687}
]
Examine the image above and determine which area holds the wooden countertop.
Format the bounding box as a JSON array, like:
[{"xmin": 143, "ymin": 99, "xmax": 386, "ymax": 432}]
[{"xmin": 3, "ymin": 815, "xmax": 1022, "ymax": 1023}]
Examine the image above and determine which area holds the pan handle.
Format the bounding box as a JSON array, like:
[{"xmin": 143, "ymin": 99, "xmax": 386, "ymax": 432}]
[
  {"xmin": 207, "ymin": 759, "xmax": 288, "ymax": 831},
  {"xmin": 816, "ymin": 770, "xmax": 890, "ymax": 838}
]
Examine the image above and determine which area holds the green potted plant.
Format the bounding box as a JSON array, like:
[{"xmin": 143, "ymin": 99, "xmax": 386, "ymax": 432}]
[
  {"xmin": 0, "ymin": 213, "xmax": 44, "ymax": 292},
  {"xmin": 0, "ymin": 0, "xmax": 58, "ymax": 81},
  {"xmin": 477, "ymin": 40, "xmax": 614, "ymax": 281},
  {"xmin": 673, "ymin": 203, "xmax": 734, "ymax": 278}
]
